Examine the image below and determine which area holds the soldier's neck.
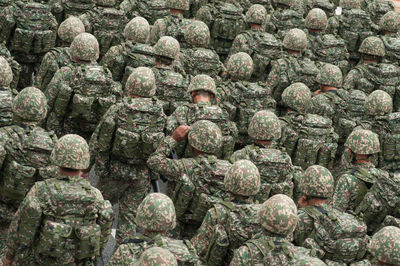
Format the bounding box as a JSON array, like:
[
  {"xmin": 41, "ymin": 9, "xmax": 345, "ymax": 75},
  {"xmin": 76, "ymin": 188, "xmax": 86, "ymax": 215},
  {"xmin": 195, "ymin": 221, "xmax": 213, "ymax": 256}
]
[
  {"xmin": 250, "ymin": 24, "xmax": 262, "ymax": 30},
  {"xmin": 321, "ymin": 86, "xmax": 337, "ymax": 93},
  {"xmin": 170, "ymin": 9, "xmax": 183, "ymax": 17}
]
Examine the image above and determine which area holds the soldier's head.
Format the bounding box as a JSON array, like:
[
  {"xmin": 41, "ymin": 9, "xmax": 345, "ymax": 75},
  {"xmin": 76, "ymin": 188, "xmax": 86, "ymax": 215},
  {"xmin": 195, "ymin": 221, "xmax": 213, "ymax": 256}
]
[
  {"xmin": 245, "ymin": 4, "xmax": 267, "ymax": 28},
  {"xmin": 369, "ymin": 226, "xmax": 400, "ymax": 265},
  {"xmin": 345, "ymin": 129, "xmax": 380, "ymax": 162},
  {"xmin": 57, "ymin": 16, "xmax": 85, "ymax": 46},
  {"xmin": 138, "ymin": 247, "xmax": 178, "ymax": 266},
  {"xmin": 188, "ymin": 74, "xmax": 216, "ymax": 103},
  {"xmin": 135, "ymin": 193, "xmax": 176, "ymax": 233},
  {"xmin": 51, "ymin": 134, "xmax": 90, "ymax": 176},
  {"xmin": 0, "ymin": 56, "xmax": 12, "ymax": 88},
  {"xmin": 305, "ymin": 8, "xmax": 328, "ymax": 33},
  {"xmin": 226, "ymin": 52, "xmax": 253, "ymax": 81},
  {"xmin": 283, "ymin": 28, "xmax": 307, "ymax": 54},
  {"xmin": 166, "ymin": 0, "xmax": 189, "ymax": 14},
  {"xmin": 154, "ymin": 36, "xmax": 180, "ymax": 66},
  {"xmin": 184, "ymin": 20, "xmax": 210, "ymax": 48},
  {"xmin": 298, "ymin": 165, "xmax": 334, "ymax": 208},
  {"xmin": 12, "ymin": 87, "xmax": 47, "ymax": 124},
  {"xmin": 364, "ymin": 90, "xmax": 393, "ymax": 117},
  {"xmin": 248, "ymin": 110, "xmax": 281, "ymax": 146},
  {"xmin": 316, "ymin": 63, "xmax": 343, "ymax": 90},
  {"xmin": 259, "ymin": 194, "xmax": 298, "ymax": 236},
  {"xmin": 380, "ymin": 11, "xmax": 400, "ymax": 35},
  {"xmin": 124, "ymin": 17, "xmax": 150, "ymax": 44},
  {"xmin": 340, "ymin": 0, "xmax": 361, "ymax": 9},
  {"xmin": 274, "ymin": 0, "xmax": 294, "ymax": 9},
  {"xmin": 94, "ymin": 0, "xmax": 116, "ymax": 7},
  {"xmin": 224, "ymin": 160, "xmax": 260, "ymax": 201},
  {"xmin": 282, "ymin": 82, "xmax": 312, "ymax": 114},
  {"xmin": 125, "ymin": 67, "xmax": 156, "ymax": 98},
  {"xmin": 188, "ymin": 120, "xmax": 223, "ymax": 155},
  {"xmin": 70, "ymin": 33, "xmax": 100, "ymax": 63},
  {"xmin": 359, "ymin": 36, "xmax": 385, "ymax": 63}
]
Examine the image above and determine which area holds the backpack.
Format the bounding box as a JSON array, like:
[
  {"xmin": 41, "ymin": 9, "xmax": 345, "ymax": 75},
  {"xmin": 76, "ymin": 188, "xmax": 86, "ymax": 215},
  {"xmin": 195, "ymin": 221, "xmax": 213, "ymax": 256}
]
[
  {"xmin": 303, "ymin": 205, "xmax": 368, "ymax": 263},
  {"xmin": 164, "ymin": 16, "xmax": 192, "ymax": 48},
  {"xmin": 367, "ymin": 0, "xmax": 394, "ymax": 24},
  {"xmin": 381, "ymin": 36, "xmax": 400, "ymax": 64},
  {"xmin": 155, "ymin": 235, "xmax": 202, "ymax": 266},
  {"xmin": 0, "ymin": 88, "xmax": 13, "ymax": 127},
  {"xmin": 9, "ymin": 2, "xmax": 57, "ymax": 54},
  {"xmin": 183, "ymin": 48, "xmax": 222, "ymax": 78},
  {"xmin": 0, "ymin": 44, "xmax": 20, "ymax": 90},
  {"xmin": 136, "ymin": 0, "xmax": 169, "ymax": 25},
  {"xmin": 270, "ymin": 9, "xmax": 304, "ymax": 35},
  {"xmin": 248, "ymin": 147, "xmax": 294, "ymax": 202},
  {"xmin": 314, "ymin": 34, "xmax": 349, "ymax": 65},
  {"xmin": 245, "ymin": 238, "xmax": 296, "ymax": 265},
  {"xmin": 307, "ymin": 0, "xmax": 336, "ymax": 16},
  {"xmin": 382, "ymin": 112, "xmax": 400, "ymax": 169},
  {"xmin": 62, "ymin": 0, "xmax": 94, "ymax": 19}
]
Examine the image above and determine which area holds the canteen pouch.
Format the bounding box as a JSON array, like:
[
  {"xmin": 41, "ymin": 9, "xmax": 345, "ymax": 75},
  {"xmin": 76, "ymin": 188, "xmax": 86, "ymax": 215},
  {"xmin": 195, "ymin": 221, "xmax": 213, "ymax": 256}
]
[
  {"xmin": 36, "ymin": 220, "xmax": 72, "ymax": 258},
  {"xmin": 75, "ymin": 224, "xmax": 101, "ymax": 259},
  {"xmin": 206, "ymin": 224, "xmax": 229, "ymax": 266},
  {"xmin": 111, "ymin": 128, "xmax": 140, "ymax": 159},
  {"xmin": 1, "ymin": 160, "xmax": 36, "ymax": 201},
  {"xmin": 172, "ymin": 174, "xmax": 195, "ymax": 220},
  {"xmin": 71, "ymin": 94, "xmax": 95, "ymax": 120}
]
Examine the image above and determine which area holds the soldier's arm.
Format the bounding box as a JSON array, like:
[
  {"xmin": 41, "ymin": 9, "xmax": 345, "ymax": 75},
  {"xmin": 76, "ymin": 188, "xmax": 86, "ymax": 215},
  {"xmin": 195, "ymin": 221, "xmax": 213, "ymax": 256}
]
[
  {"xmin": 230, "ymin": 245, "xmax": 251, "ymax": 266},
  {"xmin": 0, "ymin": 6, "xmax": 16, "ymax": 43},
  {"xmin": 100, "ymin": 45, "xmax": 126, "ymax": 81},
  {"xmin": 342, "ymin": 69, "xmax": 361, "ymax": 91},
  {"xmin": 36, "ymin": 51, "xmax": 58, "ymax": 91},
  {"xmin": 330, "ymin": 174, "xmax": 358, "ymax": 211},
  {"xmin": 109, "ymin": 243, "xmax": 138, "ymax": 265},
  {"xmin": 293, "ymin": 209, "xmax": 314, "ymax": 246}
]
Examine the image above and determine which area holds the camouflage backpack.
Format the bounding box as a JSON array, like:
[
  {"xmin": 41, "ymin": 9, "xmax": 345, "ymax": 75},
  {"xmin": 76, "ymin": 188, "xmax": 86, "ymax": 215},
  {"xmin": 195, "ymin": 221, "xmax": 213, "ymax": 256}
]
[
  {"xmin": 247, "ymin": 147, "xmax": 294, "ymax": 202},
  {"xmin": 306, "ymin": 0, "xmax": 336, "ymax": 17},
  {"xmin": 0, "ymin": 88, "xmax": 13, "ymax": 127},
  {"xmin": 6, "ymin": 1, "xmax": 57, "ymax": 55},
  {"xmin": 38, "ymin": 47, "xmax": 72, "ymax": 90},
  {"xmin": 381, "ymin": 112, "xmax": 400, "ymax": 170},
  {"xmin": 136, "ymin": 0, "xmax": 169, "ymax": 25},
  {"xmin": 269, "ymin": 9, "xmax": 304, "ymax": 37},
  {"xmin": 302, "ymin": 205, "xmax": 368, "ymax": 263},
  {"xmin": 244, "ymin": 238, "xmax": 297, "ymax": 265},
  {"xmin": 313, "ymin": 34, "xmax": 349, "ymax": 68},
  {"xmin": 277, "ymin": 58, "xmax": 319, "ymax": 93},
  {"xmin": 182, "ymin": 48, "xmax": 222, "ymax": 78},
  {"xmin": 60, "ymin": 0, "xmax": 95, "ymax": 21},
  {"xmin": 367, "ymin": 0, "xmax": 394, "ymax": 24},
  {"xmin": 381, "ymin": 36, "xmax": 400, "ymax": 64},
  {"xmin": 0, "ymin": 126, "xmax": 57, "ymax": 201},
  {"xmin": 164, "ymin": 16, "xmax": 192, "ymax": 48}
]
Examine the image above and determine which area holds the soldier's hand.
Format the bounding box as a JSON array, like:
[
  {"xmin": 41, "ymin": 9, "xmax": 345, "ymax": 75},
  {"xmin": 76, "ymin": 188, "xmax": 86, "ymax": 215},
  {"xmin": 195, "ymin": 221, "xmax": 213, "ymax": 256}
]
[{"xmin": 172, "ymin": 125, "xmax": 190, "ymax": 142}]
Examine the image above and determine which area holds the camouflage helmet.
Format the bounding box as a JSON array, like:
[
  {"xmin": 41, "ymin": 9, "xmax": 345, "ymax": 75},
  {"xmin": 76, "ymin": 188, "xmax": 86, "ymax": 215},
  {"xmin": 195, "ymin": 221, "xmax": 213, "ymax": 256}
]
[
  {"xmin": 248, "ymin": 110, "xmax": 282, "ymax": 141},
  {"xmin": 340, "ymin": 0, "xmax": 361, "ymax": 9},
  {"xmin": 95, "ymin": 0, "xmax": 116, "ymax": 7},
  {"xmin": 124, "ymin": 17, "xmax": 150, "ymax": 43},
  {"xmin": 224, "ymin": 160, "xmax": 261, "ymax": 196},
  {"xmin": 138, "ymin": 247, "xmax": 178, "ymax": 266},
  {"xmin": 259, "ymin": 194, "xmax": 298, "ymax": 236},
  {"xmin": 379, "ymin": 11, "xmax": 400, "ymax": 32},
  {"xmin": 0, "ymin": 56, "xmax": 12, "ymax": 87},
  {"xmin": 345, "ymin": 129, "xmax": 380, "ymax": 155},
  {"xmin": 292, "ymin": 256, "xmax": 327, "ymax": 266},
  {"xmin": 187, "ymin": 74, "xmax": 217, "ymax": 96},
  {"xmin": 281, "ymin": 82, "xmax": 312, "ymax": 113},
  {"xmin": 316, "ymin": 63, "xmax": 343, "ymax": 87},
  {"xmin": 135, "ymin": 193, "xmax": 176, "ymax": 232},
  {"xmin": 57, "ymin": 16, "xmax": 85, "ymax": 44},
  {"xmin": 184, "ymin": 20, "xmax": 210, "ymax": 48},
  {"xmin": 274, "ymin": 0, "xmax": 294, "ymax": 7},
  {"xmin": 125, "ymin": 67, "xmax": 156, "ymax": 97},
  {"xmin": 227, "ymin": 52, "xmax": 254, "ymax": 81},
  {"xmin": 188, "ymin": 120, "xmax": 223, "ymax": 154},
  {"xmin": 301, "ymin": 165, "xmax": 334, "ymax": 198},
  {"xmin": 305, "ymin": 8, "xmax": 328, "ymax": 30},
  {"xmin": 13, "ymin": 87, "xmax": 47, "ymax": 122},
  {"xmin": 369, "ymin": 226, "xmax": 400, "ymax": 265},
  {"xmin": 166, "ymin": 0, "xmax": 190, "ymax": 11},
  {"xmin": 70, "ymin": 33, "xmax": 99, "ymax": 62},
  {"xmin": 364, "ymin": 90, "xmax": 393, "ymax": 116},
  {"xmin": 359, "ymin": 36, "xmax": 385, "ymax": 57},
  {"xmin": 50, "ymin": 134, "xmax": 90, "ymax": 170},
  {"xmin": 283, "ymin": 28, "xmax": 307, "ymax": 51},
  {"xmin": 245, "ymin": 4, "xmax": 267, "ymax": 25},
  {"xmin": 154, "ymin": 36, "xmax": 180, "ymax": 60}
]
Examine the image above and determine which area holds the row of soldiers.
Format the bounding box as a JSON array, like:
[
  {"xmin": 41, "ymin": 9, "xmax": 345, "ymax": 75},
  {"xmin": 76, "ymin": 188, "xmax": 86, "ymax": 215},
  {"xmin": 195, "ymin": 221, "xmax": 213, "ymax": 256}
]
[{"xmin": 0, "ymin": 0, "xmax": 399, "ymax": 264}]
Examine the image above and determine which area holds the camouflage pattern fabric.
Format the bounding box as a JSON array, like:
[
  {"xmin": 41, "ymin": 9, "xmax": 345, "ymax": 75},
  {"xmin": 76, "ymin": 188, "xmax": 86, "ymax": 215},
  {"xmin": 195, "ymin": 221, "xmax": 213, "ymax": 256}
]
[
  {"xmin": 247, "ymin": 110, "xmax": 281, "ymax": 141},
  {"xmin": 365, "ymin": 0, "xmax": 394, "ymax": 25},
  {"xmin": 0, "ymin": 56, "xmax": 15, "ymax": 127},
  {"xmin": 138, "ymin": 247, "xmax": 178, "ymax": 266},
  {"xmin": 51, "ymin": 0, "xmax": 95, "ymax": 24},
  {"xmin": 264, "ymin": 5, "xmax": 305, "ymax": 39},
  {"xmin": 56, "ymin": 16, "xmax": 85, "ymax": 46},
  {"xmin": 368, "ymin": 226, "xmax": 400, "ymax": 265},
  {"xmin": 119, "ymin": 0, "xmax": 169, "ymax": 25},
  {"xmin": 300, "ymin": 165, "xmax": 334, "ymax": 198},
  {"xmin": 0, "ymin": 43, "xmax": 20, "ymax": 90},
  {"xmin": 381, "ymin": 112, "xmax": 400, "ymax": 171}
]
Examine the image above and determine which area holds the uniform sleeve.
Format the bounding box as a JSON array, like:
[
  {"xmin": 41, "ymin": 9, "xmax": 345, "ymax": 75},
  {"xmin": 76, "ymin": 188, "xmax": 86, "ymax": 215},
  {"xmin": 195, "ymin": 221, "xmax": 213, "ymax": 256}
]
[
  {"xmin": 230, "ymin": 245, "xmax": 251, "ymax": 266},
  {"xmin": 331, "ymin": 174, "xmax": 360, "ymax": 211},
  {"xmin": 36, "ymin": 51, "xmax": 58, "ymax": 91},
  {"xmin": 293, "ymin": 209, "xmax": 314, "ymax": 246},
  {"xmin": 100, "ymin": 45, "xmax": 126, "ymax": 81},
  {"xmin": 0, "ymin": 6, "xmax": 16, "ymax": 43}
]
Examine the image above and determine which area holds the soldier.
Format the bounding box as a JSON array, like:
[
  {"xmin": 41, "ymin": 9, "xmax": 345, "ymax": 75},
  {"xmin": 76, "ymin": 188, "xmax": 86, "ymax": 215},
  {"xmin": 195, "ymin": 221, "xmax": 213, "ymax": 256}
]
[
  {"xmin": 79, "ymin": 0, "xmax": 128, "ymax": 58},
  {"xmin": 1, "ymin": 134, "xmax": 114, "ymax": 265},
  {"xmin": 343, "ymin": 36, "xmax": 400, "ymax": 111},
  {"xmin": 364, "ymin": 0, "xmax": 394, "ymax": 25},
  {"xmin": 152, "ymin": 36, "xmax": 189, "ymax": 116},
  {"xmin": 0, "ymin": 0, "xmax": 58, "ymax": 89},
  {"xmin": 119, "ymin": 0, "xmax": 169, "ymax": 24},
  {"xmin": 36, "ymin": 16, "xmax": 85, "ymax": 91},
  {"xmin": 0, "ymin": 56, "xmax": 16, "ymax": 128},
  {"xmin": 180, "ymin": 20, "xmax": 225, "ymax": 80},
  {"xmin": 230, "ymin": 194, "xmax": 309, "ymax": 265},
  {"xmin": 266, "ymin": 28, "xmax": 319, "ymax": 111},
  {"xmin": 147, "ymin": 120, "xmax": 232, "ymax": 238},
  {"xmin": 137, "ymin": 247, "xmax": 178, "ymax": 266},
  {"xmin": 231, "ymin": 111, "xmax": 296, "ymax": 202},
  {"xmin": 229, "ymin": 4, "xmax": 282, "ymax": 81},
  {"xmin": 0, "ymin": 43, "xmax": 20, "ymax": 91},
  {"xmin": 108, "ymin": 193, "xmax": 201, "ymax": 265},
  {"xmin": 279, "ymin": 82, "xmax": 338, "ymax": 170},
  {"xmin": 368, "ymin": 226, "xmax": 400, "ymax": 265},
  {"xmin": 44, "ymin": 33, "xmax": 122, "ymax": 139},
  {"xmin": 378, "ymin": 11, "xmax": 400, "ymax": 65},
  {"xmin": 51, "ymin": 0, "xmax": 95, "ymax": 23},
  {"xmin": 101, "ymin": 17, "xmax": 155, "ymax": 83},
  {"xmin": 90, "ymin": 67, "xmax": 166, "ymax": 244},
  {"xmin": 191, "ymin": 160, "xmax": 261, "ymax": 265},
  {"xmin": 294, "ymin": 165, "xmax": 369, "ymax": 264}
]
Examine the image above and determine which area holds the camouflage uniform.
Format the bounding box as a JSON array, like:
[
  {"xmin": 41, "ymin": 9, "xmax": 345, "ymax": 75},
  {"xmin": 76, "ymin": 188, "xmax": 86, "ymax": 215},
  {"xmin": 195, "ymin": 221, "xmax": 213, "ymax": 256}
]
[
  {"xmin": 108, "ymin": 193, "xmax": 201, "ymax": 265},
  {"xmin": 301, "ymin": 0, "xmax": 336, "ymax": 18},
  {"xmin": 368, "ymin": 226, "xmax": 400, "ymax": 265},
  {"xmin": 152, "ymin": 36, "xmax": 190, "ymax": 116},
  {"xmin": 191, "ymin": 160, "xmax": 262, "ymax": 265},
  {"xmin": 380, "ymin": 112, "xmax": 400, "ymax": 172},
  {"xmin": 51, "ymin": 0, "xmax": 95, "ymax": 23},
  {"xmin": 119, "ymin": 0, "xmax": 169, "ymax": 24},
  {"xmin": 364, "ymin": 0, "xmax": 394, "ymax": 25},
  {"xmin": 0, "ymin": 56, "xmax": 16, "ymax": 128},
  {"xmin": 36, "ymin": 16, "xmax": 85, "ymax": 91},
  {"xmin": 148, "ymin": 120, "xmax": 232, "ymax": 238},
  {"xmin": 3, "ymin": 134, "xmax": 113, "ymax": 265},
  {"xmin": 231, "ymin": 111, "xmax": 296, "ymax": 202},
  {"xmin": 230, "ymin": 194, "xmax": 310, "ymax": 265},
  {"xmin": 44, "ymin": 33, "xmax": 122, "ymax": 139},
  {"xmin": 79, "ymin": 0, "xmax": 128, "ymax": 58},
  {"xmin": 89, "ymin": 67, "xmax": 165, "ymax": 243},
  {"xmin": 138, "ymin": 247, "xmax": 178, "ymax": 266},
  {"xmin": 378, "ymin": 11, "xmax": 400, "ymax": 65},
  {"xmin": 0, "ymin": 43, "xmax": 20, "ymax": 91},
  {"xmin": 229, "ymin": 4, "xmax": 283, "ymax": 81}
]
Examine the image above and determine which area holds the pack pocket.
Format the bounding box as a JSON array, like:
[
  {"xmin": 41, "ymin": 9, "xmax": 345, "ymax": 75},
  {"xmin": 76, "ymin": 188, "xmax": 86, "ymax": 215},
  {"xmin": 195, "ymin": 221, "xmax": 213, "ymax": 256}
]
[
  {"xmin": 1, "ymin": 160, "xmax": 36, "ymax": 201},
  {"xmin": 75, "ymin": 224, "xmax": 101, "ymax": 259},
  {"xmin": 11, "ymin": 28, "xmax": 35, "ymax": 53},
  {"xmin": 294, "ymin": 138, "xmax": 321, "ymax": 169},
  {"xmin": 71, "ymin": 94, "xmax": 95, "ymax": 120},
  {"xmin": 112, "ymin": 128, "xmax": 140, "ymax": 159},
  {"xmin": 36, "ymin": 220, "xmax": 72, "ymax": 258},
  {"xmin": 142, "ymin": 132, "xmax": 164, "ymax": 156},
  {"xmin": 34, "ymin": 30, "xmax": 56, "ymax": 54}
]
